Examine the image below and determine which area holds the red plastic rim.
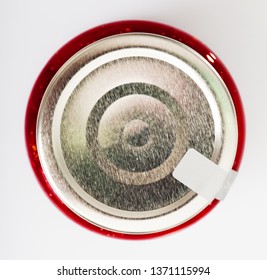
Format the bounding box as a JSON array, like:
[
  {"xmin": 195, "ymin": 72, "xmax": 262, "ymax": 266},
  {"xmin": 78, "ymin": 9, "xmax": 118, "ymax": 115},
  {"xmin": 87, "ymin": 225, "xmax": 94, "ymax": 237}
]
[{"xmin": 25, "ymin": 20, "xmax": 245, "ymax": 239}]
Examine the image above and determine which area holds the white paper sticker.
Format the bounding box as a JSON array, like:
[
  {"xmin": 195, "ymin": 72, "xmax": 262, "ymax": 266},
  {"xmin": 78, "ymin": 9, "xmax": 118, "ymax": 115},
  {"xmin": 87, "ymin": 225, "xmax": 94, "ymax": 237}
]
[{"xmin": 172, "ymin": 149, "xmax": 237, "ymax": 202}]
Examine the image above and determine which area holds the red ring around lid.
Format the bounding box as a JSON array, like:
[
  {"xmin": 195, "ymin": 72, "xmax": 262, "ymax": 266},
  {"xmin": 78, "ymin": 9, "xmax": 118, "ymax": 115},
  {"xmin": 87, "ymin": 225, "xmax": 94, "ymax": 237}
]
[{"xmin": 25, "ymin": 20, "xmax": 245, "ymax": 239}]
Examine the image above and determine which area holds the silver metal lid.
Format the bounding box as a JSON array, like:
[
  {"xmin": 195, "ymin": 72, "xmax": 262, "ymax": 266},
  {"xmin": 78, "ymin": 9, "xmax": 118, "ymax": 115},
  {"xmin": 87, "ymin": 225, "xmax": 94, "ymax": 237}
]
[{"xmin": 37, "ymin": 33, "xmax": 238, "ymax": 234}]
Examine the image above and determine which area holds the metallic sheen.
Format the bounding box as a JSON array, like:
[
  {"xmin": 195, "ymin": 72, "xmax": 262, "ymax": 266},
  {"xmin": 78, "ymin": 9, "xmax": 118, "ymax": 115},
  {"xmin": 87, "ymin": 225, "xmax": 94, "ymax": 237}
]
[{"xmin": 37, "ymin": 33, "xmax": 238, "ymax": 233}]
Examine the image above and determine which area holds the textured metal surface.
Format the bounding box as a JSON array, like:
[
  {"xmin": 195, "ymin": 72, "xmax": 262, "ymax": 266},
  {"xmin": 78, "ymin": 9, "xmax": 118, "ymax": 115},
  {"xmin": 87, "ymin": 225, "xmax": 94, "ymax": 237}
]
[{"xmin": 37, "ymin": 33, "xmax": 238, "ymax": 233}]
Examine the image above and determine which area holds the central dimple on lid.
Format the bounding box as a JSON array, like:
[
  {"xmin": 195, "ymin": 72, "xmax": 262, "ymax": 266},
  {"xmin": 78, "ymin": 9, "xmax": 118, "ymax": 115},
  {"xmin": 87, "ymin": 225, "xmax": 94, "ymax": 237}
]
[{"xmin": 122, "ymin": 119, "xmax": 150, "ymax": 147}]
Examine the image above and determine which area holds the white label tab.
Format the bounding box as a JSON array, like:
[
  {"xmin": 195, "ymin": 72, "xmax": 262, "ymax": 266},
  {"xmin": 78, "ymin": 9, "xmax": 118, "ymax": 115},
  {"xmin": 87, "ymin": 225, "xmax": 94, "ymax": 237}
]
[{"xmin": 172, "ymin": 149, "xmax": 237, "ymax": 201}]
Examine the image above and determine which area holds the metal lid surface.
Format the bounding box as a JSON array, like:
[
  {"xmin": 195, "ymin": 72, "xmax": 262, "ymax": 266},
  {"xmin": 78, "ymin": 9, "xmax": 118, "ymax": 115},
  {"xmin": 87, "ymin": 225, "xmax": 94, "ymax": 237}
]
[{"xmin": 25, "ymin": 21, "xmax": 245, "ymax": 238}]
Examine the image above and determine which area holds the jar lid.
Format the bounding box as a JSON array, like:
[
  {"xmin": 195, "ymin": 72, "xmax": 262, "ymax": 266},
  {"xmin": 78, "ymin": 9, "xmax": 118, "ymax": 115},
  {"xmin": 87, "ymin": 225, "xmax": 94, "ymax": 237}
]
[{"xmin": 25, "ymin": 20, "xmax": 245, "ymax": 238}]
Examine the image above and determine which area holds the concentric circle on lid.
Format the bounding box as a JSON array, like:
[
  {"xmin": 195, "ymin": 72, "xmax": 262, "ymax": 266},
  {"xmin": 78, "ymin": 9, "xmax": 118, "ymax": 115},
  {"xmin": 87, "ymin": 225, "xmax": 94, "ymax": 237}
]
[{"xmin": 25, "ymin": 21, "xmax": 245, "ymax": 238}]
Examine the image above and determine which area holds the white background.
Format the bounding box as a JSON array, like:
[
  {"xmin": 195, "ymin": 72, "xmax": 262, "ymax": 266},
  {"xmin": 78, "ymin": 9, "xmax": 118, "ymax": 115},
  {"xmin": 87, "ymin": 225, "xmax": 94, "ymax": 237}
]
[{"xmin": 0, "ymin": 0, "xmax": 266, "ymax": 260}]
